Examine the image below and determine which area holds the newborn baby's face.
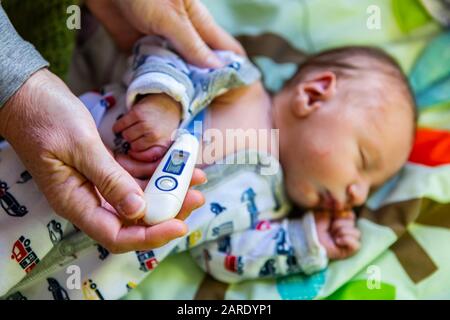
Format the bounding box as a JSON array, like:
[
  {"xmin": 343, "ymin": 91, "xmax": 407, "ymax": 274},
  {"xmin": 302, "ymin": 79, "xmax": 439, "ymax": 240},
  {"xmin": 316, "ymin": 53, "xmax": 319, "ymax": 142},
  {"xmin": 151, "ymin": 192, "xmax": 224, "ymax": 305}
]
[{"xmin": 275, "ymin": 72, "xmax": 414, "ymax": 211}]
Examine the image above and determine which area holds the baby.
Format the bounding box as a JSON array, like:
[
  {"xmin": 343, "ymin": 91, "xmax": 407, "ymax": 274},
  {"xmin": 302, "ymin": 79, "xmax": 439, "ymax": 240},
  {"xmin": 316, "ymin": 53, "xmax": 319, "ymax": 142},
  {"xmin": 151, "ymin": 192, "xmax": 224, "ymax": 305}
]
[
  {"xmin": 0, "ymin": 37, "xmax": 416, "ymax": 299},
  {"xmin": 108, "ymin": 37, "xmax": 416, "ymax": 281},
  {"xmin": 0, "ymin": 37, "xmax": 417, "ymax": 298}
]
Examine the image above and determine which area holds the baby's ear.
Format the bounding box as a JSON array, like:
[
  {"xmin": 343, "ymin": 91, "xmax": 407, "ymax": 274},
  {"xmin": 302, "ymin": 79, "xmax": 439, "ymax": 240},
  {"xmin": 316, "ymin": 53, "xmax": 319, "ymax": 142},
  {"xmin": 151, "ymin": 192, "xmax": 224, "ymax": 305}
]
[{"xmin": 291, "ymin": 71, "xmax": 337, "ymax": 118}]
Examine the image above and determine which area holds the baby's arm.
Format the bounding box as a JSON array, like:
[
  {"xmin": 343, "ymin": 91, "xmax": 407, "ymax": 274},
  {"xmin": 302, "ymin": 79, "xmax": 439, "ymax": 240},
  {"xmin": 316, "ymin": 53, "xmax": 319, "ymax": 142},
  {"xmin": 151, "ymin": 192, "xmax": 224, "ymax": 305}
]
[
  {"xmin": 190, "ymin": 211, "xmax": 361, "ymax": 283},
  {"xmin": 113, "ymin": 36, "xmax": 260, "ymax": 162},
  {"xmin": 189, "ymin": 212, "xmax": 330, "ymax": 284},
  {"xmin": 113, "ymin": 37, "xmax": 193, "ymax": 162}
]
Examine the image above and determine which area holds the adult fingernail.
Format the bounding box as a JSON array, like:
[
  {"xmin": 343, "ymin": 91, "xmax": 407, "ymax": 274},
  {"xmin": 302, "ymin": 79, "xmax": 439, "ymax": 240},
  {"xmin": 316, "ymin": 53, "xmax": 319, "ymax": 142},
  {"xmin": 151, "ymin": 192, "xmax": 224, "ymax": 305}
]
[
  {"xmin": 198, "ymin": 170, "xmax": 208, "ymax": 184},
  {"xmin": 118, "ymin": 193, "xmax": 146, "ymax": 219},
  {"xmin": 195, "ymin": 195, "xmax": 206, "ymax": 209},
  {"xmin": 177, "ymin": 223, "xmax": 189, "ymax": 237}
]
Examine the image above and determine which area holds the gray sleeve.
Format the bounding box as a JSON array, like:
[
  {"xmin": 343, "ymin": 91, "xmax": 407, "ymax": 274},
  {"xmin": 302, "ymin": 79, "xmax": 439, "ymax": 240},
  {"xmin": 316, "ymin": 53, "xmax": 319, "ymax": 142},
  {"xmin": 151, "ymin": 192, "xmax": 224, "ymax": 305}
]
[{"xmin": 0, "ymin": 5, "xmax": 49, "ymax": 107}]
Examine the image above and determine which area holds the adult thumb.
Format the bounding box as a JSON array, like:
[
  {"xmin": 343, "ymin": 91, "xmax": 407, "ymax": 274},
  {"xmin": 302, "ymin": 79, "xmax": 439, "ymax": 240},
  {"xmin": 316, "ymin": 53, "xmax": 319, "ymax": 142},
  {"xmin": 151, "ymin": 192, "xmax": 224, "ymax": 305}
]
[
  {"xmin": 165, "ymin": 17, "xmax": 223, "ymax": 68},
  {"xmin": 76, "ymin": 143, "xmax": 147, "ymax": 220}
]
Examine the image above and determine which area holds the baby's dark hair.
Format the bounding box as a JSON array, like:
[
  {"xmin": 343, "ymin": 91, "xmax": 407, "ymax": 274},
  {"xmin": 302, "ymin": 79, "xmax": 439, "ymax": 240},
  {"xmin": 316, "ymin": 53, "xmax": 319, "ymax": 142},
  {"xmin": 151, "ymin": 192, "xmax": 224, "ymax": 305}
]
[{"xmin": 285, "ymin": 46, "xmax": 418, "ymax": 125}]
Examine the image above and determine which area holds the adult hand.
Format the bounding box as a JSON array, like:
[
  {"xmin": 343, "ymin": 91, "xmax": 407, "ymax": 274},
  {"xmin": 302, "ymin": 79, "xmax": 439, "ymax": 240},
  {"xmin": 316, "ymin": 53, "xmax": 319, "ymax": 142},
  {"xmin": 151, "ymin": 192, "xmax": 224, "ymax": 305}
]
[
  {"xmin": 0, "ymin": 69, "xmax": 206, "ymax": 253},
  {"xmin": 86, "ymin": 0, "xmax": 245, "ymax": 68}
]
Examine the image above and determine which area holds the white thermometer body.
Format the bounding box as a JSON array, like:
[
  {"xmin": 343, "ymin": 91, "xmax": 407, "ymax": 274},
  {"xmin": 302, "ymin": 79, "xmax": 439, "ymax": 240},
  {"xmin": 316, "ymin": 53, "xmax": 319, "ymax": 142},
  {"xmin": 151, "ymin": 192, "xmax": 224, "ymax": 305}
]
[{"xmin": 143, "ymin": 133, "xmax": 199, "ymax": 225}]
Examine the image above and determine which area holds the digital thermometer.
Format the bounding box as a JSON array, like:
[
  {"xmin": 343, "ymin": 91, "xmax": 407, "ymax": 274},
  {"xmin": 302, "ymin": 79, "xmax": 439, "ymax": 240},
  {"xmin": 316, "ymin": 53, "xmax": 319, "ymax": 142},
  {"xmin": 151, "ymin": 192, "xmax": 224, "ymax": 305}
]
[{"xmin": 143, "ymin": 133, "xmax": 199, "ymax": 225}]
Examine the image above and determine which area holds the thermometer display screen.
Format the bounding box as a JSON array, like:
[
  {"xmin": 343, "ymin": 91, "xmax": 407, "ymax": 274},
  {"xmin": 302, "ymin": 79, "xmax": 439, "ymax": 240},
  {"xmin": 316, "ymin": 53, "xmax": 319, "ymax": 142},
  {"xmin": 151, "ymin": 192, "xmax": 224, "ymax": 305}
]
[{"xmin": 162, "ymin": 149, "xmax": 190, "ymax": 175}]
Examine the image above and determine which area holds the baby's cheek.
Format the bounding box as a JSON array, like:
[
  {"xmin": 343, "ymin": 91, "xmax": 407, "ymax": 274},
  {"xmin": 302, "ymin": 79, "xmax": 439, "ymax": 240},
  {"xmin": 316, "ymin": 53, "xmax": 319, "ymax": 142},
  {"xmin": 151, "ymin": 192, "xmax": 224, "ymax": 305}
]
[
  {"xmin": 305, "ymin": 144, "xmax": 352, "ymax": 192},
  {"xmin": 302, "ymin": 142, "xmax": 334, "ymax": 174},
  {"xmin": 285, "ymin": 176, "xmax": 318, "ymax": 208},
  {"xmin": 309, "ymin": 139, "xmax": 333, "ymax": 159},
  {"xmin": 284, "ymin": 139, "xmax": 336, "ymax": 205}
]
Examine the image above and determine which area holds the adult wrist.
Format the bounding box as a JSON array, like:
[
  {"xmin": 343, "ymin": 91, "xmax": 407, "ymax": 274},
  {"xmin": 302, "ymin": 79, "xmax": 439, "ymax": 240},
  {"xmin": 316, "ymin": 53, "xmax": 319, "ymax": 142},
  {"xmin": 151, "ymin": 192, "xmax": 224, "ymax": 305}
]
[{"xmin": 0, "ymin": 68, "xmax": 41, "ymax": 139}]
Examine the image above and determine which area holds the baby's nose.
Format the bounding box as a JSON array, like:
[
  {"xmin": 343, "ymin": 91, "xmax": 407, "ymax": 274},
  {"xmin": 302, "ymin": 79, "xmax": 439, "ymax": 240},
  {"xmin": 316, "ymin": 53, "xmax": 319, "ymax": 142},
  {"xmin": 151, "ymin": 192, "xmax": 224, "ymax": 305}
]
[{"xmin": 347, "ymin": 183, "xmax": 369, "ymax": 207}]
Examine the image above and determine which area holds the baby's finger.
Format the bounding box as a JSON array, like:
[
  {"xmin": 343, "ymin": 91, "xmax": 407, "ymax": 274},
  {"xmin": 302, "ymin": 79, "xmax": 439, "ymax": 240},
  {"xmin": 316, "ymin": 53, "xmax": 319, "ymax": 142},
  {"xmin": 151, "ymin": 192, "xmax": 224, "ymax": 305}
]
[
  {"xmin": 128, "ymin": 146, "xmax": 168, "ymax": 162},
  {"xmin": 130, "ymin": 136, "xmax": 166, "ymax": 152},
  {"xmin": 116, "ymin": 153, "xmax": 160, "ymax": 179},
  {"xmin": 336, "ymin": 235, "xmax": 361, "ymax": 252},
  {"xmin": 334, "ymin": 226, "xmax": 361, "ymax": 240},
  {"xmin": 122, "ymin": 123, "xmax": 149, "ymax": 143},
  {"xmin": 113, "ymin": 112, "xmax": 138, "ymax": 133},
  {"xmin": 331, "ymin": 219, "xmax": 356, "ymax": 233}
]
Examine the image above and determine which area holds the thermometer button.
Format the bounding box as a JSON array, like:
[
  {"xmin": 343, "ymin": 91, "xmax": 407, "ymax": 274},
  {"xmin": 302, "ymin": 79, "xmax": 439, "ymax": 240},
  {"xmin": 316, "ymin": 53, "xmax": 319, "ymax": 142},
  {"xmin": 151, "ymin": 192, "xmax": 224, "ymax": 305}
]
[{"xmin": 155, "ymin": 176, "xmax": 178, "ymax": 191}]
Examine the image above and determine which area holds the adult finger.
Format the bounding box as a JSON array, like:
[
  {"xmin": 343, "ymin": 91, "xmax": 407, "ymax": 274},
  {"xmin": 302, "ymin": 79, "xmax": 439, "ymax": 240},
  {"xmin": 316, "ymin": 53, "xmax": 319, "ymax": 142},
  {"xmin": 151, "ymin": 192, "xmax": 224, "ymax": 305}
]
[
  {"xmin": 175, "ymin": 189, "xmax": 205, "ymax": 221},
  {"xmin": 188, "ymin": 0, "xmax": 245, "ymax": 55},
  {"xmin": 164, "ymin": 14, "xmax": 224, "ymax": 68},
  {"xmin": 75, "ymin": 142, "xmax": 147, "ymax": 220},
  {"xmin": 77, "ymin": 205, "xmax": 188, "ymax": 253}
]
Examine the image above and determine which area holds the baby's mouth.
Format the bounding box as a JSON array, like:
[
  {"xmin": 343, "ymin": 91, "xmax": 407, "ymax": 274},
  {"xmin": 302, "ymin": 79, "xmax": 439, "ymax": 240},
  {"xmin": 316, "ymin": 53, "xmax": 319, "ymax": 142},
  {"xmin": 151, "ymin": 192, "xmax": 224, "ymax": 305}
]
[{"xmin": 318, "ymin": 190, "xmax": 342, "ymax": 211}]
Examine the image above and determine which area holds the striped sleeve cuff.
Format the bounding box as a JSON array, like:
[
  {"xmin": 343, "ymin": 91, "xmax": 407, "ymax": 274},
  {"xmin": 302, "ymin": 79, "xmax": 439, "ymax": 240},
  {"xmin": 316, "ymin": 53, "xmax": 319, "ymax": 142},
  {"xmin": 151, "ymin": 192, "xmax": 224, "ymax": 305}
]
[{"xmin": 288, "ymin": 211, "xmax": 329, "ymax": 275}]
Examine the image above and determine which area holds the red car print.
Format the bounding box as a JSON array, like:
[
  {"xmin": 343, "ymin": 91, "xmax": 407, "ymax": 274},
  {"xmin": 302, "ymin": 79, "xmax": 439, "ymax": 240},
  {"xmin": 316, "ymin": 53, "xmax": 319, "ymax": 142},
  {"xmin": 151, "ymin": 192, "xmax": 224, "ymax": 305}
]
[
  {"xmin": 136, "ymin": 250, "xmax": 159, "ymax": 272},
  {"xmin": 11, "ymin": 236, "xmax": 39, "ymax": 273},
  {"xmin": 255, "ymin": 220, "xmax": 271, "ymax": 231},
  {"xmin": 103, "ymin": 94, "xmax": 116, "ymax": 109},
  {"xmin": 224, "ymin": 255, "xmax": 243, "ymax": 275}
]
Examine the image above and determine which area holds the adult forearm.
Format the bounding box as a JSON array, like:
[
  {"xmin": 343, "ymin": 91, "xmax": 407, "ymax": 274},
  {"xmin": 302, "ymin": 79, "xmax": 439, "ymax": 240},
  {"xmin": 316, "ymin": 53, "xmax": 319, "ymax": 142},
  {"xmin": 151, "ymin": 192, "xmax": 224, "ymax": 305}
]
[{"xmin": 0, "ymin": 4, "xmax": 49, "ymax": 108}]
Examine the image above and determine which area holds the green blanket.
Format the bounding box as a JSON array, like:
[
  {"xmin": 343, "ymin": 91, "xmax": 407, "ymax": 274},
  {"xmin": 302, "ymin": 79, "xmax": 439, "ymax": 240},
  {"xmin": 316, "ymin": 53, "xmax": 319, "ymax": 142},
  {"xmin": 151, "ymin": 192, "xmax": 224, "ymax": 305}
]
[{"xmin": 124, "ymin": 0, "xmax": 450, "ymax": 300}]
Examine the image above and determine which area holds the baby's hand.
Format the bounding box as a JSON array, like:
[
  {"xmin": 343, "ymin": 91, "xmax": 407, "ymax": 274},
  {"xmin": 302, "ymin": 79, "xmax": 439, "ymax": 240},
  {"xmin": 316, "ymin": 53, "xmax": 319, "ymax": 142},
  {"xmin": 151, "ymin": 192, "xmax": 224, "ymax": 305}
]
[
  {"xmin": 314, "ymin": 210, "xmax": 361, "ymax": 260},
  {"xmin": 113, "ymin": 94, "xmax": 181, "ymax": 162}
]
